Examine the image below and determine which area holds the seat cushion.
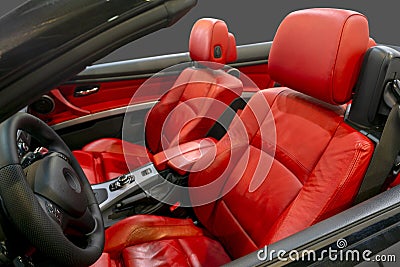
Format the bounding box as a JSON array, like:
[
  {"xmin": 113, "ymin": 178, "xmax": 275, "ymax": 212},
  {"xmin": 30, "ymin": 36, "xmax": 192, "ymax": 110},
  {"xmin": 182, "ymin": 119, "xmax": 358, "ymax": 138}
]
[
  {"xmin": 82, "ymin": 138, "xmax": 150, "ymax": 158},
  {"xmin": 75, "ymin": 138, "xmax": 152, "ymax": 183},
  {"xmin": 91, "ymin": 237, "xmax": 230, "ymax": 267},
  {"xmin": 91, "ymin": 215, "xmax": 231, "ymax": 267},
  {"xmin": 120, "ymin": 236, "xmax": 230, "ymax": 267},
  {"xmin": 73, "ymin": 151, "xmax": 126, "ymax": 184}
]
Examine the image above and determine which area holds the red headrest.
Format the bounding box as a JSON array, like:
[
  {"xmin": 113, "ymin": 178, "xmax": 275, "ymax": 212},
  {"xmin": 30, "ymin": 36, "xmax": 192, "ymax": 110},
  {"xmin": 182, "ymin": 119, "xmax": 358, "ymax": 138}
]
[
  {"xmin": 227, "ymin": 33, "xmax": 237, "ymax": 63},
  {"xmin": 269, "ymin": 8, "xmax": 370, "ymax": 105},
  {"xmin": 189, "ymin": 18, "xmax": 237, "ymax": 65},
  {"xmin": 368, "ymin": 37, "xmax": 377, "ymax": 47}
]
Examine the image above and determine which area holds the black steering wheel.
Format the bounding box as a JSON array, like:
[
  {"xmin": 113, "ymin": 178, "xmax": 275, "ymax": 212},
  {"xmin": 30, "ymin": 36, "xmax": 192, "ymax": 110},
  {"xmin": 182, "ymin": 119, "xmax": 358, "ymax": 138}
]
[{"xmin": 0, "ymin": 113, "xmax": 104, "ymax": 266}]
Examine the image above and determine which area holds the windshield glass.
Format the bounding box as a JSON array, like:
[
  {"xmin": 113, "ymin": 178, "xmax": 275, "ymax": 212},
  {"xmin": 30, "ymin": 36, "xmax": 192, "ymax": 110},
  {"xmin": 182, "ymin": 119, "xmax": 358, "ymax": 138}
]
[{"xmin": 0, "ymin": 0, "xmax": 160, "ymax": 82}]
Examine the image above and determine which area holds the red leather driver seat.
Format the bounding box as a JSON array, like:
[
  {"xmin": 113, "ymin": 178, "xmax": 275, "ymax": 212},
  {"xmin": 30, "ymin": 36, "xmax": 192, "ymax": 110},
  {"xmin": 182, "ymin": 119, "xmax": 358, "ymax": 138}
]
[
  {"xmin": 74, "ymin": 18, "xmax": 243, "ymax": 184},
  {"xmin": 91, "ymin": 9, "xmax": 375, "ymax": 266}
]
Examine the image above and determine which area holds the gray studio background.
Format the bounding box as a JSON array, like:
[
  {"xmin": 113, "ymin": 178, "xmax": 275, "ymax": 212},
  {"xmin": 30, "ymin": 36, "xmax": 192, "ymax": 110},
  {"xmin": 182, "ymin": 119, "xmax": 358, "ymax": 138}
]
[{"xmin": 1, "ymin": 1, "xmax": 398, "ymax": 64}]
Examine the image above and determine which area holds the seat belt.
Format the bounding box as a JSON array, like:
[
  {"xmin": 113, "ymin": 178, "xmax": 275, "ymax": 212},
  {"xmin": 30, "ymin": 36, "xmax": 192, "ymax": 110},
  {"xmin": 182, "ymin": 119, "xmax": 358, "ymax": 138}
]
[{"xmin": 354, "ymin": 102, "xmax": 400, "ymax": 204}]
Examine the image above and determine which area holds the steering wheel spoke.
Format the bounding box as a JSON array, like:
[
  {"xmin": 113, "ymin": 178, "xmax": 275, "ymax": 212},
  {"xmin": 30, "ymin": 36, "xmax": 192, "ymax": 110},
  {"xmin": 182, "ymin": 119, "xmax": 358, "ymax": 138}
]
[
  {"xmin": 35, "ymin": 194, "xmax": 66, "ymax": 230},
  {"xmin": 66, "ymin": 208, "xmax": 97, "ymax": 235},
  {"xmin": 37, "ymin": 194, "xmax": 97, "ymax": 236}
]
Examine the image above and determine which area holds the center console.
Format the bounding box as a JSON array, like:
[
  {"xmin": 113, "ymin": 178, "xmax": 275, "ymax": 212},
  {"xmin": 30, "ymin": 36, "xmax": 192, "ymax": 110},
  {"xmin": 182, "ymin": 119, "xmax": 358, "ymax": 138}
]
[
  {"xmin": 92, "ymin": 164, "xmax": 183, "ymax": 227},
  {"xmin": 91, "ymin": 138, "xmax": 217, "ymax": 227}
]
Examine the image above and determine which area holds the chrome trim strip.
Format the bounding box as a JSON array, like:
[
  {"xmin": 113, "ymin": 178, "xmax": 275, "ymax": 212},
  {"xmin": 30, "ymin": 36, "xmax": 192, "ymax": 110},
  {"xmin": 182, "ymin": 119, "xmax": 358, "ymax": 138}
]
[
  {"xmin": 52, "ymin": 101, "xmax": 157, "ymax": 130},
  {"xmin": 68, "ymin": 42, "xmax": 272, "ymax": 83},
  {"xmin": 52, "ymin": 92, "xmax": 256, "ymax": 131}
]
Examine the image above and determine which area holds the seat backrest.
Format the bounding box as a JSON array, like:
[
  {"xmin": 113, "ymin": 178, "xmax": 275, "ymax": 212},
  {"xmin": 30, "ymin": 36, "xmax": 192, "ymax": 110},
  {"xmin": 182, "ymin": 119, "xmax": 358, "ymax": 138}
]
[
  {"xmin": 189, "ymin": 8, "xmax": 374, "ymax": 259},
  {"xmin": 145, "ymin": 18, "xmax": 243, "ymax": 153}
]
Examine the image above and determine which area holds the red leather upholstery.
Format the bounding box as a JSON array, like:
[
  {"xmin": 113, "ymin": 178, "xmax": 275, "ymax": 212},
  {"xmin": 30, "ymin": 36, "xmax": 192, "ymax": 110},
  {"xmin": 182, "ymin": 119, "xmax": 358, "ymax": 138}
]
[
  {"xmin": 91, "ymin": 9, "xmax": 376, "ymax": 266},
  {"xmin": 145, "ymin": 68, "xmax": 242, "ymax": 153},
  {"xmin": 369, "ymin": 37, "xmax": 377, "ymax": 47},
  {"xmin": 189, "ymin": 18, "xmax": 232, "ymax": 65},
  {"xmin": 185, "ymin": 9, "xmax": 374, "ymax": 258},
  {"xmin": 75, "ymin": 138, "xmax": 152, "ymax": 184},
  {"xmin": 269, "ymin": 8, "xmax": 369, "ymax": 105},
  {"xmin": 227, "ymin": 33, "xmax": 237, "ymax": 63},
  {"xmin": 91, "ymin": 215, "xmax": 230, "ymax": 267},
  {"xmin": 119, "ymin": 237, "xmax": 229, "ymax": 267},
  {"xmin": 103, "ymin": 215, "xmax": 204, "ymax": 254},
  {"xmin": 153, "ymin": 137, "xmax": 217, "ymax": 175},
  {"xmin": 189, "ymin": 89, "xmax": 374, "ymax": 258},
  {"xmin": 76, "ymin": 18, "xmax": 242, "ymax": 183},
  {"xmin": 73, "ymin": 151, "xmax": 126, "ymax": 185}
]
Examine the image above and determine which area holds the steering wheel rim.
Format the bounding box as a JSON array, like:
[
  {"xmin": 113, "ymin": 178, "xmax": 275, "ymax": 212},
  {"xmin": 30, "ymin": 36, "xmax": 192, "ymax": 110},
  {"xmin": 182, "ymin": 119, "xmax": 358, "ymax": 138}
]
[{"xmin": 0, "ymin": 113, "xmax": 104, "ymax": 266}]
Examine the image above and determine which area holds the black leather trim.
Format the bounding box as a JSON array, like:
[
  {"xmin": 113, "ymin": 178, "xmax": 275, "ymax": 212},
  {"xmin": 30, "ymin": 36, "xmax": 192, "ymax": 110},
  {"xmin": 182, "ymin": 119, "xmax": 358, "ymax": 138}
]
[{"xmin": 348, "ymin": 46, "xmax": 400, "ymax": 129}]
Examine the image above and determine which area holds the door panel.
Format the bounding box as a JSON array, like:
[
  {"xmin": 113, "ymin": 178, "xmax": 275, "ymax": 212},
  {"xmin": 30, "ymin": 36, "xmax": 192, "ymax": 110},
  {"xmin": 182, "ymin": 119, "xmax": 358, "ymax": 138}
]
[
  {"xmin": 28, "ymin": 42, "xmax": 274, "ymax": 149},
  {"xmin": 30, "ymin": 75, "xmax": 177, "ymax": 125},
  {"xmin": 29, "ymin": 42, "xmax": 273, "ymax": 126}
]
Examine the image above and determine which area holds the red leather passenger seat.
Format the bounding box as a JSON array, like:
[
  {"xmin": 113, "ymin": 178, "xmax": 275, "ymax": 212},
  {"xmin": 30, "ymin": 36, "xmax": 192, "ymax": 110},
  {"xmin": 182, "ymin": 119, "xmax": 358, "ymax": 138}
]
[
  {"xmin": 91, "ymin": 9, "xmax": 375, "ymax": 266},
  {"xmin": 74, "ymin": 18, "xmax": 243, "ymax": 184}
]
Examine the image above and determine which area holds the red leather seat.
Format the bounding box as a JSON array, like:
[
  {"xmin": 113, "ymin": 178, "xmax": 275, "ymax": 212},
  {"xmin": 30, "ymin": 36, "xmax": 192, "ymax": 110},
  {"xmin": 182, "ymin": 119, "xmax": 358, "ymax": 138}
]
[
  {"xmin": 73, "ymin": 139, "xmax": 153, "ymax": 184},
  {"xmin": 91, "ymin": 9, "xmax": 375, "ymax": 266},
  {"xmin": 75, "ymin": 18, "xmax": 243, "ymax": 184},
  {"xmin": 93, "ymin": 215, "xmax": 231, "ymax": 266}
]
